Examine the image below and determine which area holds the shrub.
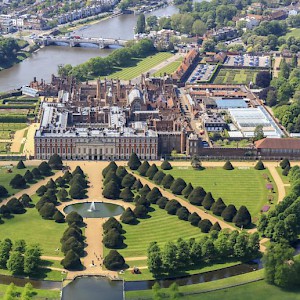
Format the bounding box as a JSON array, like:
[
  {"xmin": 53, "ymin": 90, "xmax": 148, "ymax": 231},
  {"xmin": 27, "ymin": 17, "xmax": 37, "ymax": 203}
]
[
  {"xmin": 38, "ymin": 162, "xmax": 52, "ymax": 176},
  {"xmin": 53, "ymin": 211, "xmax": 65, "ymax": 223},
  {"xmin": 146, "ymin": 164, "xmax": 158, "ymax": 180},
  {"xmin": 102, "ymin": 181, "xmax": 120, "ymax": 199},
  {"xmin": 66, "ymin": 211, "xmax": 83, "ymax": 225},
  {"xmin": 102, "ymin": 161, "xmax": 118, "ymax": 178},
  {"xmin": 232, "ymin": 206, "xmax": 252, "ymax": 228},
  {"xmin": 23, "ymin": 170, "xmax": 34, "ymax": 183},
  {"xmin": 182, "ymin": 183, "xmax": 193, "ymax": 198},
  {"xmin": 210, "ymin": 222, "xmax": 221, "ymax": 232},
  {"xmin": 6, "ymin": 198, "xmax": 25, "ymax": 214},
  {"xmin": 221, "ymin": 204, "xmax": 237, "ymax": 222},
  {"xmin": 223, "ymin": 160, "xmax": 234, "ymax": 170},
  {"xmin": 146, "ymin": 187, "xmax": 162, "ymax": 204},
  {"xmin": 211, "ymin": 198, "xmax": 227, "ymax": 216},
  {"xmin": 188, "ymin": 187, "xmax": 206, "ymax": 206},
  {"xmin": 128, "ymin": 153, "xmax": 141, "ymax": 170},
  {"xmin": 116, "ymin": 166, "xmax": 128, "ymax": 179},
  {"xmin": 161, "ymin": 160, "xmax": 172, "ymax": 170},
  {"xmin": 170, "ymin": 178, "xmax": 187, "ymax": 195},
  {"xmin": 103, "ymin": 228, "xmax": 124, "ymax": 248},
  {"xmin": 132, "ymin": 179, "xmax": 143, "ymax": 191},
  {"xmin": 280, "ymin": 158, "xmax": 290, "ymax": 170},
  {"xmin": 103, "ymin": 217, "xmax": 122, "ymax": 234},
  {"xmin": 103, "ymin": 250, "xmax": 125, "ymax": 270},
  {"xmin": 282, "ymin": 165, "xmax": 290, "ymax": 176},
  {"xmin": 16, "ymin": 160, "xmax": 26, "ymax": 169},
  {"xmin": 0, "ymin": 185, "xmax": 8, "ymax": 198},
  {"xmin": 139, "ymin": 184, "xmax": 151, "ymax": 196},
  {"xmin": 134, "ymin": 205, "xmax": 148, "ymax": 218},
  {"xmin": 176, "ymin": 207, "xmax": 190, "ymax": 221},
  {"xmin": 165, "ymin": 199, "xmax": 181, "ymax": 215},
  {"xmin": 198, "ymin": 219, "xmax": 213, "ymax": 233},
  {"xmin": 254, "ymin": 160, "xmax": 265, "ymax": 170},
  {"xmin": 36, "ymin": 185, "xmax": 47, "ymax": 197},
  {"xmin": 188, "ymin": 212, "xmax": 201, "ymax": 226},
  {"xmin": 61, "ymin": 249, "xmax": 82, "ymax": 270},
  {"xmin": 202, "ymin": 192, "xmax": 215, "ymax": 210},
  {"xmin": 121, "ymin": 173, "xmax": 136, "ymax": 189},
  {"xmin": 161, "ymin": 174, "xmax": 174, "ymax": 189},
  {"xmin": 153, "ymin": 170, "xmax": 166, "ymax": 185},
  {"xmin": 157, "ymin": 196, "xmax": 168, "ymax": 209},
  {"xmin": 39, "ymin": 203, "xmax": 57, "ymax": 219},
  {"xmin": 48, "ymin": 154, "xmax": 63, "ymax": 170},
  {"xmin": 9, "ymin": 174, "xmax": 26, "ymax": 189},
  {"xmin": 120, "ymin": 187, "xmax": 134, "ymax": 202},
  {"xmin": 138, "ymin": 160, "xmax": 150, "ymax": 176},
  {"xmin": 120, "ymin": 208, "xmax": 137, "ymax": 224}
]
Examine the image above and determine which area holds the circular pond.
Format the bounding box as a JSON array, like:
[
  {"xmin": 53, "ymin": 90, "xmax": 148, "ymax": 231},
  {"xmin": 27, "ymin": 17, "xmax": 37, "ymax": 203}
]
[{"xmin": 64, "ymin": 202, "xmax": 124, "ymax": 218}]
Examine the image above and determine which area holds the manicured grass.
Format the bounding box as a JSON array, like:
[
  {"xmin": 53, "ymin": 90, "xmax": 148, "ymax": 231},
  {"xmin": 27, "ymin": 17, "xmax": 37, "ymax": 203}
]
[
  {"xmin": 153, "ymin": 58, "xmax": 183, "ymax": 77},
  {"xmin": 285, "ymin": 28, "xmax": 300, "ymax": 38},
  {"xmin": 164, "ymin": 167, "xmax": 276, "ymax": 217},
  {"xmin": 213, "ymin": 68, "xmax": 258, "ymax": 84},
  {"xmin": 0, "ymin": 166, "xmax": 35, "ymax": 196},
  {"xmin": 126, "ymin": 269, "xmax": 264, "ymax": 299},
  {"xmin": 213, "ymin": 139, "xmax": 252, "ymax": 148},
  {"xmin": 105, "ymin": 204, "xmax": 203, "ymax": 259},
  {"xmin": 0, "ymin": 283, "xmax": 60, "ymax": 300},
  {"xmin": 0, "ymin": 142, "xmax": 10, "ymax": 153},
  {"xmin": 184, "ymin": 280, "xmax": 300, "ymax": 300},
  {"xmin": 101, "ymin": 52, "xmax": 173, "ymax": 80},
  {"xmin": 0, "ymin": 194, "xmax": 67, "ymax": 256}
]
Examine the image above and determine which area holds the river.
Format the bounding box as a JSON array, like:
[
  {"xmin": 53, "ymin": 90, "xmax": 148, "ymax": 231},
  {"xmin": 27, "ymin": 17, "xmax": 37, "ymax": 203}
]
[{"xmin": 0, "ymin": 5, "xmax": 179, "ymax": 92}]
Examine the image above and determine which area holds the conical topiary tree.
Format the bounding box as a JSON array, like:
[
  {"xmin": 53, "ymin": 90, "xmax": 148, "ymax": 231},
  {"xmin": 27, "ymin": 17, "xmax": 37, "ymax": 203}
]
[
  {"xmin": 280, "ymin": 158, "xmax": 290, "ymax": 170},
  {"xmin": 146, "ymin": 164, "xmax": 159, "ymax": 180},
  {"xmin": 120, "ymin": 208, "xmax": 137, "ymax": 224},
  {"xmin": 188, "ymin": 187, "xmax": 206, "ymax": 206},
  {"xmin": 104, "ymin": 170, "xmax": 120, "ymax": 187},
  {"xmin": 137, "ymin": 161, "xmax": 150, "ymax": 176},
  {"xmin": 62, "ymin": 170, "xmax": 72, "ymax": 183},
  {"xmin": 165, "ymin": 199, "xmax": 181, "ymax": 215},
  {"xmin": 16, "ymin": 160, "xmax": 26, "ymax": 169},
  {"xmin": 153, "ymin": 170, "xmax": 166, "ymax": 185},
  {"xmin": 103, "ymin": 250, "xmax": 125, "ymax": 270},
  {"xmin": 128, "ymin": 153, "xmax": 141, "ymax": 170},
  {"xmin": 53, "ymin": 211, "xmax": 65, "ymax": 223},
  {"xmin": 116, "ymin": 166, "xmax": 128, "ymax": 179},
  {"xmin": 202, "ymin": 192, "xmax": 215, "ymax": 210},
  {"xmin": 157, "ymin": 196, "xmax": 168, "ymax": 209},
  {"xmin": 182, "ymin": 183, "xmax": 193, "ymax": 198},
  {"xmin": 232, "ymin": 205, "xmax": 252, "ymax": 228},
  {"xmin": 31, "ymin": 168, "xmax": 41, "ymax": 179},
  {"xmin": 134, "ymin": 205, "xmax": 148, "ymax": 218},
  {"xmin": 102, "ymin": 181, "xmax": 120, "ymax": 199},
  {"xmin": 161, "ymin": 174, "xmax": 174, "ymax": 189},
  {"xmin": 120, "ymin": 187, "xmax": 134, "ymax": 202},
  {"xmin": 223, "ymin": 160, "xmax": 234, "ymax": 170},
  {"xmin": 121, "ymin": 173, "xmax": 136, "ymax": 189},
  {"xmin": 132, "ymin": 179, "xmax": 143, "ymax": 191},
  {"xmin": 282, "ymin": 165, "xmax": 290, "ymax": 176},
  {"xmin": 198, "ymin": 219, "xmax": 213, "ymax": 233},
  {"xmin": 170, "ymin": 178, "xmax": 187, "ymax": 195},
  {"xmin": 61, "ymin": 249, "xmax": 82, "ymax": 270},
  {"xmin": 48, "ymin": 154, "xmax": 63, "ymax": 170},
  {"xmin": 146, "ymin": 187, "xmax": 162, "ymax": 204},
  {"xmin": 161, "ymin": 160, "xmax": 172, "ymax": 170},
  {"xmin": 221, "ymin": 204, "xmax": 237, "ymax": 222},
  {"xmin": 210, "ymin": 222, "xmax": 221, "ymax": 232},
  {"xmin": 102, "ymin": 161, "xmax": 118, "ymax": 178},
  {"xmin": 23, "ymin": 170, "xmax": 34, "ymax": 183},
  {"xmin": 58, "ymin": 188, "xmax": 68, "ymax": 202},
  {"xmin": 139, "ymin": 184, "xmax": 151, "ymax": 196},
  {"xmin": 211, "ymin": 198, "xmax": 226, "ymax": 216},
  {"xmin": 103, "ymin": 217, "xmax": 122, "ymax": 234},
  {"xmin": 254, "ymin": 160, "xmax": 265, "ymax": 170},
  {"xmin": 188, "ymin": 212, "xmax": 201, "ymax": 226},
  {"xmin": 69, "ymin": 183, "xmax": 85, "ymax": 199},
  {"xmin": 38, "ymin": 161, "xmax": 52, "ymax": 176},
  {"xmin": 176, "ymin": 207, "xmax": 190, "ymax": 221}
]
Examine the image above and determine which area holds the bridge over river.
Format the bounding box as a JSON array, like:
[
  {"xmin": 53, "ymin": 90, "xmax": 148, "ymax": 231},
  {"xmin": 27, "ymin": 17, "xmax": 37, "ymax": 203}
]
[{"xmin": 37, "ymin": 36, "xmax": 128, "ymax": 49}]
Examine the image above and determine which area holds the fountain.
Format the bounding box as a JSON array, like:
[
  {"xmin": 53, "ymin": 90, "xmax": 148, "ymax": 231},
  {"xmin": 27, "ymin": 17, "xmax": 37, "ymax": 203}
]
[{"xmin": 88, "ymin": 201, "xmax": 96, "ymax": 212}]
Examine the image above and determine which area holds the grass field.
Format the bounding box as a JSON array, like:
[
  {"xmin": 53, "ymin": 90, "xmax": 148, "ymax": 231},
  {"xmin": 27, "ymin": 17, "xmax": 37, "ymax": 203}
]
[
  {"xmin": 0, "ymin": 194, "xmax": 67, "ymax": 256},
  {"xmin": 153, "ymin": 58, "xmax": 183, "ymax": 77},
  {"xmin": 212, "ymin": 68, "xmax": 258, "ymax": 84},
  {"xmin": 0, "ymin": 283, "xmax": 60, "ymax": 300},
  {"xmin": 101, "ymin": 52, "xmax": 173, "ymax": 80},
  {"xmin": 0, "ymin": 142, "xmax": 10, "ymax": 153},
  {"xmin": 213, "ymin": 139, "xmax": 252, "ymax": 148},
  {"xmin": 275, "ymin": 167, "xmax": 290, "ymax": 184},
  {"xmin": 285, "ymin": 28, "xmax": 300, "ymax": 38},
  {"xmin": 108, "ymin": 204, "xmax": 203, "ymax": 259},
  {"xmin": 164, "ymin": 167, "xmax": 276, "ymax": 217},
  {"xmin": 0, "ymin": 165, "xmax": 35, "ymax": 196}
]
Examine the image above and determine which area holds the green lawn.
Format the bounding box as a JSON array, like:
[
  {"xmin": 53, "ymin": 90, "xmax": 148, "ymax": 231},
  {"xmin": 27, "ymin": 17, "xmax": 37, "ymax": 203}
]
[
  {"xmin": 164, "ymin": 167, "xmax": 276, "ymax": 217},
  {"xmin": 105, "ymin": 204, "xmax": 203, "ymax": 259},
  {"xmin": 213, "ymin": 68, "xmax": 258, "ymax": 85},
  {"xmin": 0, "ymin": 166, "xmax": 35, "ymax": 196},
  {"xmin": 0, "ymin": 283, "xmax": 60, "ymax": 300},
  {"xmin": 0, "ymin": 195, "xmax": 67, "ymax": 256},
  {"xmin": 153, "ymin": 58, "xmax": 182, "ymax": 77},
  {"xmin": 101, "ymin": 52, "xmax": 173, "ymax": 80},
  {"xmin": 0, "ymin": 142, "xmax": 10, "ymax": 153},
  {"xmin": 285, "ymin": 28, "xmax": 300, "ymax": 38},
  {"xmin": 213, "ymin": 139, "xmax": 252, "ymax": 148},
  {"xmin": 0, "ymin": 123, "xmax": 27, "ymax": 131},
  {"xmin": 275, "ymin": 167, "xmax": 290, "ymax": 184}
]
